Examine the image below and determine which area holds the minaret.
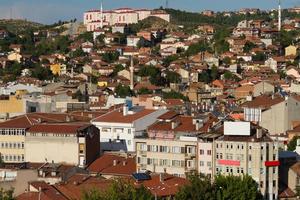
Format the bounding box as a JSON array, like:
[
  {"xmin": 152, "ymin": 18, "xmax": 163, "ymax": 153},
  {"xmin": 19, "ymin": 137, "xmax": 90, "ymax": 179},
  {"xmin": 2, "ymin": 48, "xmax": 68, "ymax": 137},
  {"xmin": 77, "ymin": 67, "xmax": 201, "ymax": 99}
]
[
  {"xmin": 100, "ymin": 1, "xmax": 103, "ymax": 29},
  {"xmin": 278, "ymin": 0, "xmax": 281, "ymax": 32},
  {"xmin": 130, "ymin": 56, "xmax": 134, "ymax": 90}
]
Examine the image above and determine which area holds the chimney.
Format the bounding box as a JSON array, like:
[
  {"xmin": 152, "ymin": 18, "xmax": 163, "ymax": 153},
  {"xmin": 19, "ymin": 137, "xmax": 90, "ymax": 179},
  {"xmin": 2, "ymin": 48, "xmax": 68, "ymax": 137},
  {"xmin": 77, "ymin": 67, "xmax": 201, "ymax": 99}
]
[
  {"xmin": 159, "ymin": 173, "xmax": 164, "ymax": 182},
  {"xmin": 195, "ymin": 122, "xmax": 200, "ymax": 131},
  {"xmin": 171, "ymin": 121, "xmax": 178, "ymax": 129},
  {"xmin": 256, "ymin": 128, "xmax": 263, "ymax": 139},
  {"xmin": 123, "ymin": 104, "xmax": 128, "ymax": 116},
  {"xmin": 113, "ymin": 160, "xmax": 118, "ymax": 166}
]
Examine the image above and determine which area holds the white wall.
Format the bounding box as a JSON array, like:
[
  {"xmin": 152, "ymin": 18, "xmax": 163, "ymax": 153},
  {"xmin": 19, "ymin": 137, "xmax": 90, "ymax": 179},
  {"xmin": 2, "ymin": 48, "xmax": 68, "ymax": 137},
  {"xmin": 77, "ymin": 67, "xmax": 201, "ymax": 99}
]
[{"xmin": 25, "ymin": 136, "xmax": 79, "ymax": 165}]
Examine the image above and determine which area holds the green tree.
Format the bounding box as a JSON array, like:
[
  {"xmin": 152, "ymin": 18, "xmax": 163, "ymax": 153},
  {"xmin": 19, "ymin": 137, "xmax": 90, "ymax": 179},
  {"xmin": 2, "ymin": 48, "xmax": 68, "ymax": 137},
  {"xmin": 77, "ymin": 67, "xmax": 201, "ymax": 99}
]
[
  {"xmin": 223, "ymin": 71, "xmax": 233, "ymax": 80},
  {"xmin": 215, "ymin": 175, "xmax": 263, "ymax": 200},
  {"xmin": 102, "ymin": 52, "xmax": 119, "ymax": 63},
  {"xmin": 199, "ymin": 71, "xmax": 211, "ymax": 83},
  {"xmin": 162, "ymin": 55, "xmax": 178, "ymax": 67},
  {"xmin": 70, "ymin": 48, "xmax": 87, "ymax": 58},
  {"xmin": 137, "ymin": 87, "xmax": 153, "ymax": 95},
  {"xmin": 31, "ymin": 64, "xmax": 53, "ymax": 80},
  {"xmin": 163, "ymin": 90, "xmax": 189, "ymax": 101},
  {"xmin": 115, "ymin": 84, "xmax": 134, "ymax": 98},
  {"xmin": 82, "ymin": 179, "xmax": 153, "ymax": 200},
  {"xmin": 111, "ymin": 64, "xmax": 125, "ymax": 77},
  {"xmin": 287, "ymin": 136, "xmax": 300, "ymax": 151},
  {"xmin": 0, "ymin": 188, "xmax": 15, "ymax": 200},
  {"xmin": 252, "ymin": 52, "xmax": 266, "ymax": 62},
  {"xmin": 223, "ymin": 57, "xmax": 231, "ymax": 65},
  {"xmin": 243, "ymin": 41, "xmax": 256, "ymax": 53},
  {"xmin": 185, "ymin": 41, "xmax": 211, "ymax": 56},
  {"xmin": 176, "ymin": 174, "xmax": 215, "ymax": 200},
  {"xmin": 210, "ymin": 65, "xmax": 219, "ymax": 80},
  {"xmin": 166, "ymin": 71, "xmax": 181, "ymax": 84}
]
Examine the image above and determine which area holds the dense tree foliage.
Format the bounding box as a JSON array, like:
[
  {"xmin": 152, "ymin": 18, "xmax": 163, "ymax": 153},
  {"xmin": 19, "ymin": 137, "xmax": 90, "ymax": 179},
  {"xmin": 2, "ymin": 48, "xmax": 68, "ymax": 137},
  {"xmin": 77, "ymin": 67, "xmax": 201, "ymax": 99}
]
[
  {"xmin": 163, "ymin": 90, "xmax": 189, "ymax": 101},
  {"xmin": 102, "ymin": 52, "xmax": 120, "ymax": 63},
  {"xmin": 185, "ymin": 41, "xmax": 211, "ymax": 56},
  {"xmin": 287, "ymin": 136, "xmax": 300, "ymax": 151},
  {"xmin": 0, "ymin": 188, "xmax": 14, "ymax": 200},
  {"xmin": 176, "ymin": 174, "xmax": 262, "ymax": 200},
  {"xmin": 115, "ymin": 84, "xmax": 134, "ymax": 98}
]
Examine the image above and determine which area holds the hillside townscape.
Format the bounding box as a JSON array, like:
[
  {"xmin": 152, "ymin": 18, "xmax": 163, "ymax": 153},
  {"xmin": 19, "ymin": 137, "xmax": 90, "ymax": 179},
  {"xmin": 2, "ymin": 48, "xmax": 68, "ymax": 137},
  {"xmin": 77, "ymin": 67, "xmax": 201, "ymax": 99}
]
[{"xmin": 1, "ymin": 2, "xmax": 300, "ymax": 200}]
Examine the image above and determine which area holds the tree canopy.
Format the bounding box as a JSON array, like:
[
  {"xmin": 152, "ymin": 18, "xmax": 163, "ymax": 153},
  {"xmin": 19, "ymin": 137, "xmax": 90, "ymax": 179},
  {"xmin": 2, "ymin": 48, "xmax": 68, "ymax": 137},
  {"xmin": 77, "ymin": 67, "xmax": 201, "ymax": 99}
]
[{"xmin": 176, "ymin": 174, "xmax": 263, "ymax": 200}]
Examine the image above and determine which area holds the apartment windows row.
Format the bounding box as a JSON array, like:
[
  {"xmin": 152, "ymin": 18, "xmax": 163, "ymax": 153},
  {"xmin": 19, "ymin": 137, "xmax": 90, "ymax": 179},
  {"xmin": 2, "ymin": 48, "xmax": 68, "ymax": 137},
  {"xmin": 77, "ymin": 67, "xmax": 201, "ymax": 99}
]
[
  {"xmin": 142, "ymin": 144, "xmax": 196, "ymax": 154},
  {"xmin": 101, "ymin": 128, "xmax": 132, "ymax": 134},
  {"xmin": 137, "ymin": 157, "xmax": 186, "ymax": 168},
  {"xmin": 216, "ymin": 166, "xmax": 244, "ymax": 174},
  {"xmin": 0, "ymin": 142, "xmax": 24, "ymax": 149},
  {"xmin": 199, "ymin": 161, "xmax": 212, "ymax": 167},
  {"xmin": 216, "ymin": 143, "xmax": 245, "ymax": 150},
  {"xmin": 29, "ymin": 133, "xmax": 74, "ymax": 137},
  {"xmin": 1, "ymin": 154, "xmax": 24, "ymax": 162},
  {"xmin": 199, "ymin": 149, "xmax": 212, "ymax": 155},
  {"xmin": 0, "ymin": 129, "xmax": 25, "ymax": 136}
]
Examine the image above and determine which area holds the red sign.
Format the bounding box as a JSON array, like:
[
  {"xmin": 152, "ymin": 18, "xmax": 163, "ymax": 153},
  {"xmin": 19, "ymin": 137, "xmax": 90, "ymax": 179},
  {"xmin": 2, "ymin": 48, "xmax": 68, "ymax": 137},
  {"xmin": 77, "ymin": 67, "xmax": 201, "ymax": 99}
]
[
  {"xmin": 218, "ymin": 160, "xmax": 240, "ymax": 166},
  {"xmin": 265, "ymin": 161, "xmax": 280, "ymax": 167}
]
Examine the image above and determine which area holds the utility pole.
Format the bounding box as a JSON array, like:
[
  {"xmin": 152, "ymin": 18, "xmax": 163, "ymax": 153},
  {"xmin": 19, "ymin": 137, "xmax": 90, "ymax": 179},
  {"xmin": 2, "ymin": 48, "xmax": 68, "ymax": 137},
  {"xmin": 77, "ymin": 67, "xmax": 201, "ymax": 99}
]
[
  {"xmin": 100, "ymin": 0, "xmax": 104, "ymax": 29},
  {"xmin": 278, "ymin": 0, "xmax": 282, "ymax": 32}
]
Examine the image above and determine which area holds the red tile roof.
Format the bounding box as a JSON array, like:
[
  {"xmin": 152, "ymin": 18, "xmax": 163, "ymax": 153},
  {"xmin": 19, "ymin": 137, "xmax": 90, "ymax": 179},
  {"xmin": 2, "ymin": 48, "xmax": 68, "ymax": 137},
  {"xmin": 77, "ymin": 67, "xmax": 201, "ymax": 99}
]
[
  {"xmin": 88, "ymin": 154, "xmax": 136, "ymax": 176},
  {"xmin": 54, "ymin": 174, "xmax": 111, "ymax": 200},
  {"xmin": 92, "ymin": 108, "xmax": 156, "ymax": 123},
  {"xmin": 17, "ymin": 181, "xmax": 67, "ymax": 200},
  {"xmin": 241, "ymin": 94, "xmax": 284, "ymax": 109},
  {"xmin": 135, "ymin": 174, "xmax": 188, "ymax": 197},
  {"xmin": 27, "ymin": 123, "xmax": 90, "ymax": 134}
]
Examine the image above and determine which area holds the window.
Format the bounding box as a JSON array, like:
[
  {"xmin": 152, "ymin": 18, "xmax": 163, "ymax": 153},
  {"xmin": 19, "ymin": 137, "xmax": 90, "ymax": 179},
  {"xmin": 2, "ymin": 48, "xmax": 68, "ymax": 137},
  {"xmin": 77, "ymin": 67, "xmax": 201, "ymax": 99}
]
[
  {"xmin": 172, "ymin": 146, "xmax": 181, "ymax": 153},
  {"xmin": 237, "ymin": 167, "xmax": 240, "ymax": 173},
  {"xmin": 200, "ymin": 149, "xmax": 204, "ymax": 155},
  {"xmin": 160, "ymin": 146, "xmax": 168, "ymax": 153},
  {"xmin": 79, "ymin": 144, "xmax": 84, "ymax": 154},
  {"xmin": 260, "ymin": 168, "xmax": 264, "ymax": 174},
  {"xmin": 200, "ymin": 161, "xmax": 204, "ymax": 166},
  {"xmin": 273, "ymin": 180, "xmax": 276, "ymax": 187},
  {"xmin": 249, "ymin": 155, "xmax": 252, "ymax": 161},
  {"xmin": 187, "ymin": 146, "xmax": 195, "ymax": 154},
  {"xmin": 160, "ymin": 159, "xmax": 168, "ymax": 166},
  {"xmin": 240, "ymin": 168, "xmax": 244, "ymax": 174},
  {"xmin": 207, "ymin": 161, "xmax": 211, "ymax": 167},
  {"xmin": 273, "ymin": 167, "xmax": 276, "ymax": 174},
  {"xmin": 273, "ymin": 154, "xmax": 276, "ymax": 160},
  {"xmin": 128, "ymin": 129, "xmax": 131, "ymax": 134},
  {"xmin": 21, "ymin": 142, "xmax": 24, "ymax": 149},
  {"xmin": 172, "ymin": 160, "xmax": 181, "ymax": 167},
  {"xmin": 127, "ymin": 140, "xmax": 131, "ymax": 145},
  {"xmin": 207, "ymin": 150, "xmax": 212, "ymax": 155}
]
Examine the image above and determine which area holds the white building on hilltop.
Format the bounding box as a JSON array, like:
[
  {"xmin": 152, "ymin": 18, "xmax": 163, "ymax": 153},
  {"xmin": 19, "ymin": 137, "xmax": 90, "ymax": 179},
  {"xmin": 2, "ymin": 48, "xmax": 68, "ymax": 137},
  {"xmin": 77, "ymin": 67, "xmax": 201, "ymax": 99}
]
[{"xmin": 84, "ymin": 8, "xmax": 170, "ymax": 32}]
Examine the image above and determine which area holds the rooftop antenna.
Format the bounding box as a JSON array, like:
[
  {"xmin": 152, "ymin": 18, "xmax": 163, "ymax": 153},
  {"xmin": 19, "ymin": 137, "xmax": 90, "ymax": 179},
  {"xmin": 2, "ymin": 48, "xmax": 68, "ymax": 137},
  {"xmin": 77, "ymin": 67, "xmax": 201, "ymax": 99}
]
[
  {"xmin": 165, "ymin": 0, "xmax": 169, "ymax": 9},
  {"xmin": 278, "ymin": 0, "xmax": 282, "ymax": 32},
  {"xmin": 10, "ymin": 7, "xmax": 13, "ymax": 20},
  {"xmin": 100, "ymin": 0, "xmax": 103, "ymax": 29}
]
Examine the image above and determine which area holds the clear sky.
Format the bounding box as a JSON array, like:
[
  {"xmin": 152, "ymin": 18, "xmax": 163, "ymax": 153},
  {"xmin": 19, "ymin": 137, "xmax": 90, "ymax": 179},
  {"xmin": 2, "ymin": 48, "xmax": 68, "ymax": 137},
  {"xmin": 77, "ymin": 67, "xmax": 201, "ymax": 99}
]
[{"xmin": 0, "ymin": 0, "xmax": 299, "ymax": 24}]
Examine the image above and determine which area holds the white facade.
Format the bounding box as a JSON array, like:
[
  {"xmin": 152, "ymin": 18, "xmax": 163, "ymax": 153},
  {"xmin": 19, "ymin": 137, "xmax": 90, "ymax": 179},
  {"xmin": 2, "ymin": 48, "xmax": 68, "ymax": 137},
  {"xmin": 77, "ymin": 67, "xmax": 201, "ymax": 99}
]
[
  {"xmin": 92, "ymin": 108, "xmax": 167, "ymax": 152},
  {"xmin": 84, "ymin": 8, "xmax": 170, "ymax": 31}
]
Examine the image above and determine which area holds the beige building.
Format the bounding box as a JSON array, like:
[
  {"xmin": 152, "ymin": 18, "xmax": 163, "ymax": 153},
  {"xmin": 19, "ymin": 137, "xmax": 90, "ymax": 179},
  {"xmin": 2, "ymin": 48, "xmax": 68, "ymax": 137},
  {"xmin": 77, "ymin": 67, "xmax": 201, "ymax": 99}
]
[
  {"xmin": 135, "ymin": 111, "xmax": 218, "ymax": 178},
  {"xmin": 285, "ymin": 45, "xmax": 297, "ymax": 57},
  {"xmin": 25, "ymin": 123, "xmax": 100, "ymax": 167},
  {"xmin": 215, "ymin": 122, "xmax": 279, "ymax": 200},
  {"xmin": 242, "ymin": 94, "xmax": 300, "ymax": 135},
  {"xmin": 253, "ymin": 81, "xmax": 275, "ymax": 97}
]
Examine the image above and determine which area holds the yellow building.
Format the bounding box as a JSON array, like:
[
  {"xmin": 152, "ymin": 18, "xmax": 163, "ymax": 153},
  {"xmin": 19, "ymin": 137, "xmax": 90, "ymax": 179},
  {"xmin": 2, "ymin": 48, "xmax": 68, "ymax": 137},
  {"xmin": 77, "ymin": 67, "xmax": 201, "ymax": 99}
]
[
  {"xmin": 0, "ymin": 94, "xmax": 25, "ymax": 118},
  {"xmin": 50, "ymin": 64, "xmax": 67, "ymax": 76},
  {"xmin": 285, "ymin": 45, "xmax": 297, "ymax": 57},
  {"xmin": 97, "ymin": 81, "xmax": 108, "ymax": 87},
  {"xmin": 7, "ymin": 52, "xmax": 22, "ymax": 63}
]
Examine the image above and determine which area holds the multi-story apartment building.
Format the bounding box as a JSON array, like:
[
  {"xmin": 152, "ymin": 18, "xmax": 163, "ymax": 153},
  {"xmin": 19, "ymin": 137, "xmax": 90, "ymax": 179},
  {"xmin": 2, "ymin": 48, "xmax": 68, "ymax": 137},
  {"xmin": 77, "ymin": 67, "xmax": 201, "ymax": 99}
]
[
  {"xmin": 135, "ymin": 111, "xmax": 218, "ymax": 177},
  {"xmin": 25, "ymin": 123, "xmax": 99, "ymax": 167},
  {"xmin": 0, "ymin": 113, "xmax": 91, "ymax": 164},
  {"xmin": 215, "ymin": 122, "xmax": 279, "ymax": 200},
  {"xmin": 242, "ymin": 94, "xmax": 300, "ymax": 135},
  {"xmin": 92, "ymin": 105, "xmax": 167, "ymax": 152},
  {"xmin": 84, "ymin": 8, "xmax": 170, "ymax": 32}
]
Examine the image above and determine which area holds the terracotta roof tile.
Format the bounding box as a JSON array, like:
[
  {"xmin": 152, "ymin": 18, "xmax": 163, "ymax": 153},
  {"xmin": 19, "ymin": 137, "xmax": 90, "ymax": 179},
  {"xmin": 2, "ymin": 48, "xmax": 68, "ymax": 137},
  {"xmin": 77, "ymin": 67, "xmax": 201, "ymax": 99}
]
[{"xmin": 88, "ymin": 154, "xmax": 136, "ymax": 176}]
